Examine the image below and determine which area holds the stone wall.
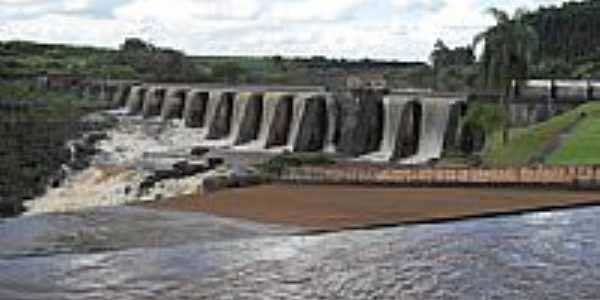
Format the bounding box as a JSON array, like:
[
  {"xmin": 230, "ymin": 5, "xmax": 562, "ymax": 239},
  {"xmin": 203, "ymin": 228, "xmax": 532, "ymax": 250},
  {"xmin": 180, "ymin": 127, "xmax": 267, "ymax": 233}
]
[{"xmin": 279, "ymin": 165, "xmax": 600, "ymax": 189}]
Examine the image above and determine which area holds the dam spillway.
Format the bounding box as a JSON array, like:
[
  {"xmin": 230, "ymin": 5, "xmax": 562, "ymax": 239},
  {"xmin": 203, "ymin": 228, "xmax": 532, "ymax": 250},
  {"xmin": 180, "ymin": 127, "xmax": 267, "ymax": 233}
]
[
  {"xmin": 183, "ymin": 90, "xmax": 209, "ymax": 128},
  {"xmin": 161, "ymin": 88, "xmax": 188, "ymax": 120},
  {"xmin": 400, "ymin": 97, "xmax": 454, "ymax": 165},
  {"xmin": 102, "ymin": 83, "xmax": 467, "ymax": 164},
  {"xmin": 360, "ymin": 95, "xmax": 412, "ymax": 162},
  {"xmin": 142, "ymin": 87, "xmax": 167, "ymax": 119}
]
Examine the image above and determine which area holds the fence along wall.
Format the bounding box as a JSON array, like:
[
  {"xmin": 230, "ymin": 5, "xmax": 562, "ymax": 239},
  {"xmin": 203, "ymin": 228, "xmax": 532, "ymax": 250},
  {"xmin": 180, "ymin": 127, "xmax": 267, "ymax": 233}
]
[{"xmin": 279, "ymin": 165, "xmax": 600, "ymax": 188}]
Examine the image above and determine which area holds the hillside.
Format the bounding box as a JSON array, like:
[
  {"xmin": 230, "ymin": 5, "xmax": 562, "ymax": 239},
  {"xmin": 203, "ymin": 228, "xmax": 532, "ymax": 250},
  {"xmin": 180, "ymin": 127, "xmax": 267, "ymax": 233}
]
[
  {"xmin": 481, "ymin": 102, "xmax": 600, "ymax": 166},
  {"xmin": 0, "ymin": 39, "xmax": 428, "ymax": 88}
]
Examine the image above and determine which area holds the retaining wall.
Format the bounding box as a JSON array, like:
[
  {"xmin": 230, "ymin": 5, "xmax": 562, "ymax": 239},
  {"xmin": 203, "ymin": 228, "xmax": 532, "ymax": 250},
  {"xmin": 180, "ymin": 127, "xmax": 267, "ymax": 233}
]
[{"xmin": 277, "ymin": 165, "xmax": 600, "ymax": 189}]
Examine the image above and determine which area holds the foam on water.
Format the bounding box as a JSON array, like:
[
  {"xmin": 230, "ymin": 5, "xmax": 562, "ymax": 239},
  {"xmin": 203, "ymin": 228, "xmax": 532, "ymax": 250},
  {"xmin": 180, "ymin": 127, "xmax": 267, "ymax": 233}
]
[
  {"xmin": 400, "ymin": 97, "xmax": 455, "ymax": 165},
  {"xmin": 236, "ymin": 92, "xmax": 290, "ymax": 151},
  {"xmin": 25, "ymin": 115, "xmax": 208, "ymax": 215},
  {"xmin": 360, "ymin": 95, "xmax": 411, "ymax": 161},
  {"xmin": 323, "ymin": 94, "xmax": 338, "ymax": 153}
]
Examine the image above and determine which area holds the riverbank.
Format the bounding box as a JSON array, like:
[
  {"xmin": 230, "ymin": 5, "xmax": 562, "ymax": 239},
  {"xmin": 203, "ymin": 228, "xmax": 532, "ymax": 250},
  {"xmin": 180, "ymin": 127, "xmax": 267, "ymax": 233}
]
[
  {"xmin": 142, "ymin": 184, "xmax": 600, "ymax": 231},
  {"xmin": 0, "ymin": 85, "xmax": 114, "ymax": 217}
]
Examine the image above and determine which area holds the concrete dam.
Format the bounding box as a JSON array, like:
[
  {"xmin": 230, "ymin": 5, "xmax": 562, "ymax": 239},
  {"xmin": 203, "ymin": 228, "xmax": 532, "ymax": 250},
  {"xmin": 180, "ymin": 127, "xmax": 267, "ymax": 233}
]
[
  {"xmin": 101, "ymin": 83, "xmax": 466, "ymax": 164},
  {"xmin": 45, "ymin": 77, "xmax": 600, "ymax": 164}
]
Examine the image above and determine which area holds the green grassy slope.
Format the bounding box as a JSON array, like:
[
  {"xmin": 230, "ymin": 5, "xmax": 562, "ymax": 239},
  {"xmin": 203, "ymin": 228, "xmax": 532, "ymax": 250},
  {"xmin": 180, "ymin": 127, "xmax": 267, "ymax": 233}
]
[
  {"xmin": 547, "ymin": 108, "xmax": 600, "ymax": 165},
  {"xmin": 482, "ymin": 102, "xmax": 600, "ymax": 166}
]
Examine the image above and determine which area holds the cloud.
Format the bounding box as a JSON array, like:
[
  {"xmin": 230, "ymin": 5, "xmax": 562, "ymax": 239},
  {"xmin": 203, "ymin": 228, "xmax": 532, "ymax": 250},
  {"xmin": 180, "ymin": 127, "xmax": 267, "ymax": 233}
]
[
  {"xmin": 0, "ymin": 0, "xmax": 132, "ymax": 19},
  {"xmin": 0, "ymin": 0, "xmax": 575, "ymax": 60},
  {"xmin": 263, "ymin": 0, "xmax": 368, "ymax": 21}
]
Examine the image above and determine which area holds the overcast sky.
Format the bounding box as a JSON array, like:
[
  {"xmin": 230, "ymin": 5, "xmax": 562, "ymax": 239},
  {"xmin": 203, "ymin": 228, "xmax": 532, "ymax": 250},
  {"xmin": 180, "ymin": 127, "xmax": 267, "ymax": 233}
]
[{"xmin": 0, "ymin": 0, "xmax": 573, "ymax": 61}]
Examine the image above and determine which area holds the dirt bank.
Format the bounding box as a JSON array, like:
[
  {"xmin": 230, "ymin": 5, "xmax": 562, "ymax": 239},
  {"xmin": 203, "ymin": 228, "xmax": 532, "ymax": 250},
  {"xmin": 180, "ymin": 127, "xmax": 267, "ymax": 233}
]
[{"xmin": 141, "ymin": 184, "xmax": 600, "ymax": 231}]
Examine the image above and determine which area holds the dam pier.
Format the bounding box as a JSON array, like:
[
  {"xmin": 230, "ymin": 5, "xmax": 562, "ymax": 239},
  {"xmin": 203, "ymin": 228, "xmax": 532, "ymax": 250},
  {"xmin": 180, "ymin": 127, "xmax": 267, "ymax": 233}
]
[
  {"xmin": 50, "ymin": 79, "xmax": 470, "ymax": 164},
  {"xmin": 39, "ymin": 77, "xmax": 600, "ymax": 166}
]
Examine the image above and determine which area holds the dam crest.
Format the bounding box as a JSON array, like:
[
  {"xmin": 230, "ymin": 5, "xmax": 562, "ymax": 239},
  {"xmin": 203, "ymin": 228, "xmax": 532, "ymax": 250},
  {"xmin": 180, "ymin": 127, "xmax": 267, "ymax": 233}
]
[{"xmin": 112, "ymin": 84, "xmax": 465, "ymax": 164}]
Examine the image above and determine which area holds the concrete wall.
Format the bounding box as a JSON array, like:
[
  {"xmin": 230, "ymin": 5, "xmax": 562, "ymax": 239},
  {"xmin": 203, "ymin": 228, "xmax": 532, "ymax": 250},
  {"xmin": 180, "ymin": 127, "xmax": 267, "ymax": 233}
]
[{"xmin": 279, "ymin": 165, "xmax": 600, "ymax": 189}]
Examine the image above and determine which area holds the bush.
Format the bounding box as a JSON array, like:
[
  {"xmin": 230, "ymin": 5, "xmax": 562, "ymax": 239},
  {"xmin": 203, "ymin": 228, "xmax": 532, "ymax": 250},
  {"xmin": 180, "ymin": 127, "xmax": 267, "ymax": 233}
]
[{"xmin": 259, "ymin": 152, "xmax": 335, "ymax": 175}]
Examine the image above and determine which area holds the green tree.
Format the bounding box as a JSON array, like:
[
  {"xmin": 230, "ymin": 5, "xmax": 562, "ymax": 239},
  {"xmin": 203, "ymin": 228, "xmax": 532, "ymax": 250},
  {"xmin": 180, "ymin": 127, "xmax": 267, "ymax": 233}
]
[
  {"xmin": 473, "ymin": 7, "xmax": 539, "ymax": 144},
  {"xmin": 212, "ymin": 62, "xmax": 246, "ymax": 83}
]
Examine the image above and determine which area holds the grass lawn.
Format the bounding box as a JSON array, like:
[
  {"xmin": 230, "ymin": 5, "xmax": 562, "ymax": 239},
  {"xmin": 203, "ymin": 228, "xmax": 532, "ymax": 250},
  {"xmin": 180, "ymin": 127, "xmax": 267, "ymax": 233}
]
[
  {"xmin": 482, "ymin": 102, "xmax": 600, "ymax": 166},
  {"xmin": 547, "ymin": 108, "xmax": 600, "ymax": 165}
]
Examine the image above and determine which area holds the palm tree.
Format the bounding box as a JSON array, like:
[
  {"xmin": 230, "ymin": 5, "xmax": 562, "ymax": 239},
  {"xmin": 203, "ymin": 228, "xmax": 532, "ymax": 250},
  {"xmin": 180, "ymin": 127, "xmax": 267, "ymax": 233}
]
[{"xmin": 473, "ymin": 8, "xmax": 539, "ymax": 144}]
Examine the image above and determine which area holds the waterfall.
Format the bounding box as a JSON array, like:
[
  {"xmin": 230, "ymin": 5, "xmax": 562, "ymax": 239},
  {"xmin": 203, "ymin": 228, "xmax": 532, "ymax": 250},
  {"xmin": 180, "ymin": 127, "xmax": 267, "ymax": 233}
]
[
  {"xmin": 399, "ymin": 97, "xmax": 455, "ymax": 165},
  {"xmin": 161, "ymin": 88, "xmax": 187, "ymax": 120},
  {"xmin": 202, "ymin": 91, "xmax": 223, "ymax": 133},
  {"xmin": 126, "ymin": 86, "xmax": 146, "ymax": 115},
  {"xmin": 361, "ymin": 95, "xmax": 411, "ymax": 161},
  {"xmin": 204, "ymin": 91, "xmax": 235, "ymax": 140},
  {"xmin": 112, "ymin": 86, "xmax": 130, "ymax": 108},
  {"xmin": 284, "ymin": 93, "xmax": 309, "ymax": 151},
  {"xmin": 142, "ymin": 87, "xmax": 166, "ymax": 119},
  {"xmin": 183, "ymin": 90, "xmax": 209, "ymax": 128},
  {"xmin": 323, "ymin": 94, "xmax": 337, "ymax": 153},
  {"xmin": 237, "ymin": 92, "xmax": 289, "ymax": 150},
  {"xmin": 224, "ymin": 92, "xmax": 252, "ymax": 145}
]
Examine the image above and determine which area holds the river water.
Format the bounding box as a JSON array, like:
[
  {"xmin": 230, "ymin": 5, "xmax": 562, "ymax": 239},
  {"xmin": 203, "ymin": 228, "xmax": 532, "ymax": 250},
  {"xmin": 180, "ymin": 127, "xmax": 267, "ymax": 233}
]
[{"xmin": 1, "ymin": 205, "xmax": 599, "ymax": 299}]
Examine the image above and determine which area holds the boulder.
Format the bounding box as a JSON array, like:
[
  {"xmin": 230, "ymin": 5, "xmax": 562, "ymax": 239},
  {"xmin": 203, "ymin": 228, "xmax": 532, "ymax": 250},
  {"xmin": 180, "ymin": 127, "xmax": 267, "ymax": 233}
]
[
  {"xmin": 79, "ymin": 112, "xmax": 118, "ymax": 131},
  {"xmin": 190, "ymin": 146, "xmax": 210, "ymax": 157},
  {"xmin": 201, "ymin": 166, "xmax": 262, "ymax": 194}
]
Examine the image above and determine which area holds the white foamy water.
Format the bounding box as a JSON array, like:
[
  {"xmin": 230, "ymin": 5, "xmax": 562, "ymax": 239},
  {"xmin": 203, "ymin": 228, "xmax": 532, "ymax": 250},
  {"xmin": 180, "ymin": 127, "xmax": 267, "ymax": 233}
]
[
  {"xmin": 284, "ymin": 93, "xmax": 309, "ymax": 152},
  {"xmin": 236, "ymin": 92, "xmax": 289, "ymax": 151},
  {"xmin": 323, "ymin": 94, "xmax": 338, "ymax": 153},
  {"xmin": 361, "ymin": 95, "xmax": 411, "ymax": 162},
  {"xmin": 25, "ymin": 113, "xmax": 210, "ymax": 215},
  {"xmin": 400, "ymin": 97, "xmax": 455, "ymax": 165}
]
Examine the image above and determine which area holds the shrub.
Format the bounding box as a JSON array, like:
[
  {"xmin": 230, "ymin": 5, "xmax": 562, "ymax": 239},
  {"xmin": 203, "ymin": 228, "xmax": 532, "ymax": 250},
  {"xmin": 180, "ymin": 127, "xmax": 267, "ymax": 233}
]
[{"xmin": 259, "ymin": 152, "xmax": 335, "ymax": 175}]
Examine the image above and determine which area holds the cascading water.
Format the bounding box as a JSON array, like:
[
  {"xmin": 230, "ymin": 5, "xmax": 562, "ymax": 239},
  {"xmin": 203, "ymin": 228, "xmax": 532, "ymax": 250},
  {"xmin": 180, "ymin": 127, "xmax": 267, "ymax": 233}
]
[
  {"xmin": 125, "ymin": 86, "xmax": 146, "ymax": 115},
  {"xmin": 283, "ymin": 93, "xmax": 308, "ymax": 151},
  {"xmin": 183, "ymin": 90, "xmax": 209, "ymax": 128},
  {"xmin": 203, "ymin": 92, "xmax": 251, "ymax": 147},
  {"xmin": 203, "ymin": 91, "xmax": 229, "ymax": 139},
  {"xmin": 360, "ymin": 95, "xmax": 411, "ymax": 162},
  {"xmin": 226, "ymin": 92, "xmax": 252, "ymax": 144},
  {"xmin": 161, "ymin": 88, "xmax": 187, "ymax": 120},
  {"xmin": 236, "ymin": 92, "xmax": 289, "ymax": 150},
  {"xmin": 399, "ymin": 97, "xmax": 455, "ymax": 165},
  {"xmin": 323, "ymin": 94, "xmax": 338, "ymax": 153},
  {"xmin": 142, "ymin": 87, "xmax": 166, "ymax": 119}
]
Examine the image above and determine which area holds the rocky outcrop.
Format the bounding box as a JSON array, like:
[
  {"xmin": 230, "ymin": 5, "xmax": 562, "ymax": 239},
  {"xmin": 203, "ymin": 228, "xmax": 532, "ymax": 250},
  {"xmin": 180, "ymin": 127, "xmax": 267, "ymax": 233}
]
[
  {"xmin": 294, "ymin": 95, "xmax": 328, "ymax": 152},
  {"xmin": 183, "ymin": 90, "xmax": 209, "ymax": 128},
  {"xmin": 138, "ymin": 160, "xmax": 210, "ymax": 195},
  {"xmin": 161, "ymin": 88, "xmax": 188, "ymax": 120},
  {"xmin": 142, "ymin": 87, "xmax": 167, "ymax": 119}
]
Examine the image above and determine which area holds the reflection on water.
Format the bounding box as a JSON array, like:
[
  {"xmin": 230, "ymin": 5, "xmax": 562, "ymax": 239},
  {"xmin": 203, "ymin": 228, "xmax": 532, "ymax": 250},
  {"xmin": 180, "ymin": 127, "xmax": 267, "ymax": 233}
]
[{"xmin": 1, "ymin": 206, "xmax": 600, "ymax": 299}]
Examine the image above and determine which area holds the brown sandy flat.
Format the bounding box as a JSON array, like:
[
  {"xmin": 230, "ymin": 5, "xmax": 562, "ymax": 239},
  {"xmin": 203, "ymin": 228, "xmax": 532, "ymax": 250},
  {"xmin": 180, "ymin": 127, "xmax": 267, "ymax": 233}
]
[{"xmin": 141, "ymin": 184, "xmax": 600, "ymax": 231}]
